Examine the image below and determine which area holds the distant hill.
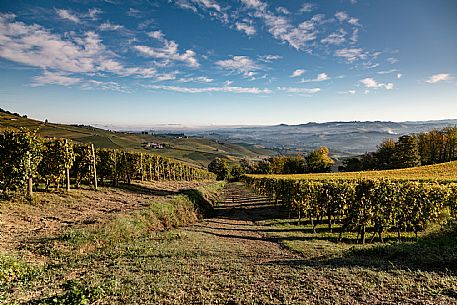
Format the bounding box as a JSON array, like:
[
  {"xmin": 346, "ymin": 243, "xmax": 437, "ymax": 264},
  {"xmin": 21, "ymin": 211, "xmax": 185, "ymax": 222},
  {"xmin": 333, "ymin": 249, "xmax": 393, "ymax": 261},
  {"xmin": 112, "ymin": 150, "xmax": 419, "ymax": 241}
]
[
  {"xmin": 0, "ymin": 111, "xmax": 273, "ymax": 168},
  {"xmin": 179, "ymin": 120, "xmax": 457, "ymax": 160}
]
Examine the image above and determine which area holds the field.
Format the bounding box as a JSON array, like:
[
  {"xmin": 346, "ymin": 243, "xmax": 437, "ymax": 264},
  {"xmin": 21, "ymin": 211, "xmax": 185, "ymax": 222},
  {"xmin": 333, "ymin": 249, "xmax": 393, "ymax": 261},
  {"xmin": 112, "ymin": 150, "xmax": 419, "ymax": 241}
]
[
  {"xmin": 0, "ymin": 112, "xmax": 272, "ymax": 168},
  {"xmin": 246, "ymin": 160, "xmax": 457, "ymax": 182},
  {"xmin": 1, "ymin": 182, "xmax": 455, "ymax": 304}
]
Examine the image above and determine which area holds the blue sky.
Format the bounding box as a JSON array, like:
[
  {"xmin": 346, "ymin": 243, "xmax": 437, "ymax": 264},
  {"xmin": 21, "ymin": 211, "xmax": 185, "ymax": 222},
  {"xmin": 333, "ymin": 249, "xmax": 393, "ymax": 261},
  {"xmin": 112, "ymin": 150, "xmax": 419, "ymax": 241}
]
[{"xmin": 0, "ymin": 0, "xmax": 456, "ymax": 126}]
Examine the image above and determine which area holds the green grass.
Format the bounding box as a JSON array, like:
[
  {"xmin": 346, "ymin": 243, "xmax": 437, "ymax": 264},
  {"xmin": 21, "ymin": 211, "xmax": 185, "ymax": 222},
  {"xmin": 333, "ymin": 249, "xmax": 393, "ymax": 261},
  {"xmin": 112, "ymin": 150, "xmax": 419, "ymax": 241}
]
[{"xmin": 247, "ymin": 160, "xmax": 457, "ymax": 181}]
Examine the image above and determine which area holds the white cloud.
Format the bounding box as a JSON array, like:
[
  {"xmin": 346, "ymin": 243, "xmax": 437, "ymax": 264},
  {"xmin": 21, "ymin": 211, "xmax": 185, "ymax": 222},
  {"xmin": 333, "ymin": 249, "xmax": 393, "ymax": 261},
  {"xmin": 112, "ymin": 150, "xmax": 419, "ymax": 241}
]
[
  {"xmin": 291, "ymin": 69, "xmax": 306, "ymax": 78},
  {"xmin": 276, "ymin": 7, "xmax": 290, "ymax": 15},
  {"xmin": 258, "ymin": 54, "xmax": 282, "ymax": 62},
  {"xmin": 147, "ymin": 84, "xmax": 272, "ymax": 94},
  {"xmin": 32, "ymin": 70, "xmax": 81, "ymax": 87},
  {"xmin": 0, "ymin": 14, "xmax": 158, "ymax": 80},
  {"xmin": 87, "ymin": 8, "xmax": 102, "ymax": 19},
  {"xmin": 81, "ymin": 80, "xmax": 130, "ymax": 93},
  {"xmin": 177, "ymin": 76, "xmax": 214, "ymax": 83},
  {"xmin": 377, "ymin": 69, "xmax": 398, "ymax": 75},
  {"xmin": 397, "ymin": 73, "xmax": 402, "ymax": 79},
  {"xmin": 278, "ymin": 87, "xmax": 321, "ymax": 94},
  {"xmin": 300, "ymin": 72, "xmax": 330, "ymax": 83},
  {"xmin": 321, "ymin": 30, "xmax": 346, "ymax": 45},
  {"xmin": 235, "ymin": 22, "xmax": 256, "ymax": 36},
  {"xmin": 241, "ymin": 0, "xmax": 322, "ymax": 50},
  {"xmin": 99, "ymin": 21, "xmax": 124, "ymax": 31},
  {"xmin": 173, "ymin": 0, "xmax": 228, "ymax": 23},
  {"xmin": 300, "ymin": 3, "xmax": 314, "ymax": 13},
  {"xmin": 215, "ymin": 55, "xmax": 261, "ymax": 77},
  {"xmin": 55, "ymin": 9, "xmax": 80, "ymax": 23},
  {"xmin": 425, "ymin": 73, "xmax": 452, "ymax": 84},
  {"xmin": 387, "ymin": 57, "xmax": 398, "ymax": 64},
  {"xmin": 360, "ymin": 78, "xmax": 394, "ymax": 90},
  {"xmin": 335, "ymin": 48, "xmax": 367, "ymax": 62},
  {"xmin": 135, "ymin": 30, "xmax": 199, "ymax": 68},
  {"xmin": 350, "ymin": 28, "xmax": 359, "ymax": 43},
  {"xmin": 335, "ymin": 11, "xmax": 349, "ymax": 22},
  {"xmin": 338, "ymin": 89, "xmax": 356, "ymax": 95}
]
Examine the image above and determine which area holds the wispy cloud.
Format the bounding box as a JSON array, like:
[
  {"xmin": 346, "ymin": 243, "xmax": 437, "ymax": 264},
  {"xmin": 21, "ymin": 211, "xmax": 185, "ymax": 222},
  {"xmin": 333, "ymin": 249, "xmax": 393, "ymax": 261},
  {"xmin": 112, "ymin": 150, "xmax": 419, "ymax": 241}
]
[
  {"xmin": 215, "ymin": 55, "xmax": 261, "ymax": 77},
  {"xmin": 299, "ymin": 3, "xmax": 314, "ymax": 13},
  {"xmin": 235, "ymin": 22, "xmax": 256, "ymax": 36},
  {"xmin": 177, "ymin": 76, "xmax": 214, "ymax": 83},
  {"xmin": 31, "ymin": 70, "xmax": 81, "ymax": 87},
  {"xmin": 277, "ymin": 87, "xmax": 321, "ymax": 94},
  {"xmin": 134, "ymin": 30, "xmax": 199, "ymax": 67},
  {"xmin": 321, "ymin": 30, "xmax": 346, "ymax": 45},
  {"xmin": 425, "ymin": 73, "xmax": 452, "ymax": 84},
  {"xmin": 81, "ymin": 80, "xmax": 131, "ymax": 93},
  {"xmin": 291, "ymin": 69, "xmax": 305, "ymax": 77},
  {"xmin": 241, "ymin": 0, "xmax": 323, "ymax": 50},
  {"xmin": 146, "ymin": 84, "xmax": 272, "ymax": 94},
  {"xmin": 55, "ymin": 8, "xmax": 80, "ymax": 23},
  {"xmin": 338, "ymin": 89, "xmax": 356, "ymax": 95},
  {"xmin": 0, "ymin": 14, "xmax": 158, "ymax": 81},
  {"xmin": 335, "ymin": 48, "xmax": 367, "ymax": 62},
  {"xmin": 99, "ymin": 21, "xmax": 124, "ymax": 31},
  {"xmin": 173, "ymin": 0, "xmax": 228, "ymax": 23},
  {"xmin": 360, "ymin": 78, "xmax": 394, "ymax": 90},
  {"xmin": 258, "ymin": 54, "xmax": 282, "ymax": 62},
  {"xmin": 300, "ymin": 73, "xmax": 330, "ymax": 83}
]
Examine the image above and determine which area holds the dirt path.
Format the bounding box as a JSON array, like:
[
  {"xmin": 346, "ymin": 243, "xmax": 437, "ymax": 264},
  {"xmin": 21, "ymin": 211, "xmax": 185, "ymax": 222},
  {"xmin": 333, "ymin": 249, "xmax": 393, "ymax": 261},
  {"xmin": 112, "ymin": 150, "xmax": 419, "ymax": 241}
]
[{"xmin": 191, "ymin": 183, "xmax": 299, "ymax": 263}]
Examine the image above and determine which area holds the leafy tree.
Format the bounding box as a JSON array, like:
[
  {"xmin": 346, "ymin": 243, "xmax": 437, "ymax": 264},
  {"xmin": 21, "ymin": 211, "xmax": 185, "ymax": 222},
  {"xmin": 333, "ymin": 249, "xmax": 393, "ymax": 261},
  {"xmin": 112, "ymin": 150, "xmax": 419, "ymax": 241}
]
[
  {"xmin": 339, "ymin": 157, "xmax": 363, "ymax": 172},
  {"xmin": 375, "ymin": 138, "xmax": 396, "ymax": 169},
  {"xmin": 392, "ymin": 135, "xmax": 421, "ymax": 168},
  {"xmin": 208, "ymin": 158, "xmax": 229, "ymax": 180},
  {"xmin": 230, "ymin": 164, "xmax": 245, "ymax": 181},
  {"xmin": 283, "ymin": 155, "xmax": 305, "ymax": 174},
  {"xmin": 305, "ymin": 146, "xmax": 334, "ymax": 173}
]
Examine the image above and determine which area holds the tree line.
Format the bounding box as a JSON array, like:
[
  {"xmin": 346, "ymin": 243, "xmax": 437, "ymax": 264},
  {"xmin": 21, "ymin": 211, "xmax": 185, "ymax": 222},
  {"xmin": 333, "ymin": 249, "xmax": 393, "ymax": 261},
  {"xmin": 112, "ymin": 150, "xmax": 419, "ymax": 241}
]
[
  {"xmin": 208, "ymin": 146, "xmax": 334, "ymax": 181},
  {"xmin": 340, "ymin": 127, "xmax": 457, "ymax": 172},
  {"xmin": 0, "ymin": 128, "xmax": 215, "ymax": 199}
]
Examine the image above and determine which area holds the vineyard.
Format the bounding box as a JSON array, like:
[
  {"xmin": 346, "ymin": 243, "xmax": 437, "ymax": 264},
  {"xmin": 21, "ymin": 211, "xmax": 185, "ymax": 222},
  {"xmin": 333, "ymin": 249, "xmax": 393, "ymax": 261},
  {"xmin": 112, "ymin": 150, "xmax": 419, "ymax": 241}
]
[
  {"xmin": 243, "ymin": 162, "xmax": 457, "ymax": 243},
  {"xmin": 0, "ymin": 128, "xmax": 215, "ymax": 199}
]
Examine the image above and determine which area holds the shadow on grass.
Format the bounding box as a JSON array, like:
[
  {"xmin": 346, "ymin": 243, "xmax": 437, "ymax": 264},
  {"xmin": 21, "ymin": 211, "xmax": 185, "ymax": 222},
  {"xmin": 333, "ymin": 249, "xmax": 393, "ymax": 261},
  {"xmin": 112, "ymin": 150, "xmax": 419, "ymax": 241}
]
[
  {"xmin": 113, "ymin": 183, "xmax": 178, "ymax": 197},
  {"xmin": 180, "ymin": 189, "xmax": 215, "ymax": 217},
  {"xmin": 266, "ymin": 222, "xmax": 457, "ymax": 274}
]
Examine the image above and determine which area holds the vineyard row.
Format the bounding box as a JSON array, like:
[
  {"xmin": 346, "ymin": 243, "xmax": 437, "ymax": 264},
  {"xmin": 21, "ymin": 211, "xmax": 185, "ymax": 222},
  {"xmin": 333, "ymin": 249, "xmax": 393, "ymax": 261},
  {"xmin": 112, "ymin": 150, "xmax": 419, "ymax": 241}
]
[
  {"xmin": 0, "ymin": 128, "xmax": 215, "ymax": 198},
  {"xmin": 243, "ymin": 175, "xmax": 457, "ymax": 243}
]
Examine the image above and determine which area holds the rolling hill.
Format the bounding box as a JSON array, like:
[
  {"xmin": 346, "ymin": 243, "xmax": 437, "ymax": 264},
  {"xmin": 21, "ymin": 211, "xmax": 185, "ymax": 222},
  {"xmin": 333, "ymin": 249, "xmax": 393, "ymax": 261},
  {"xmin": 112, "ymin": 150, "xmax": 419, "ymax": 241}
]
[{"xmin": 0, "ymin": 111, "xmax": 273, "ymax": 168}]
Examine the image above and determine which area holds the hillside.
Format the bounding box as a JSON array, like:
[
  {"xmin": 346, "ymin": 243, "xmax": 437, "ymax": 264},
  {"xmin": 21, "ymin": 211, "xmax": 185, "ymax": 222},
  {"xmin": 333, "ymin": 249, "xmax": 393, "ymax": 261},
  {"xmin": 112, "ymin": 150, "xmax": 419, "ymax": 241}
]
[
  {"xmin": 247, "ymin": 160, "xmax": 457, "ymax": 182},
  {"xmin": 0, "ymin": 111, "xmax": 273, "ymax": 168},
  {"xmin": 185, "ymin": 120, "xmax": 457, "ymax": 160}
]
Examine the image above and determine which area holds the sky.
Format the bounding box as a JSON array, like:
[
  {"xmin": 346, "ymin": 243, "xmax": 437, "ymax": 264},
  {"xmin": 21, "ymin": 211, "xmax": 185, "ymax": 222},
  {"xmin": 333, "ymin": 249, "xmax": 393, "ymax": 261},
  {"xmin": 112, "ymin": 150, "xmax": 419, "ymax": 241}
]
[{"xmin": 0, "ymin": 0, "xmax": 456, "ymax": 127}]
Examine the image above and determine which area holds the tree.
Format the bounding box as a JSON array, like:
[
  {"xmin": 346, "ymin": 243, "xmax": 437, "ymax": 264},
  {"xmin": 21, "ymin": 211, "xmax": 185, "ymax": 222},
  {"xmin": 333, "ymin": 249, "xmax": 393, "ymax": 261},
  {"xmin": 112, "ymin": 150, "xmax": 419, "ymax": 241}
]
[
  {"xmin": 305, "ymin": 146, "xmax": 334, "ymax": 173},
  {"xmin": 208, "ymin": 158, "xmax": 229, "ymax": 180},
  {"xmin": 375, "ymin": 138, "xmax": 396, "ymax": 169},
  {"xmin": 283, "ymin": 155, "xmax": 305, "ymax": 174},
  {"xmin": 230, "ymin": 164, "xmax": 245, "ymax": 181},
  {"xmin": 392, "ymin": 135, "xmax": 421, "ymax": 168}
]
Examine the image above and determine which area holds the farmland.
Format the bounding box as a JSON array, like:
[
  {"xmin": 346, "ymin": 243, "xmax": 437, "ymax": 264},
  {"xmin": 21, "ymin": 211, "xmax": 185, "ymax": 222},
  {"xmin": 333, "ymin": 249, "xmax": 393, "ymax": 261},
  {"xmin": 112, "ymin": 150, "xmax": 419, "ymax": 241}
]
[{"xmin": 0, "ymin": 112, "xmax": 272, "ymax": 168}]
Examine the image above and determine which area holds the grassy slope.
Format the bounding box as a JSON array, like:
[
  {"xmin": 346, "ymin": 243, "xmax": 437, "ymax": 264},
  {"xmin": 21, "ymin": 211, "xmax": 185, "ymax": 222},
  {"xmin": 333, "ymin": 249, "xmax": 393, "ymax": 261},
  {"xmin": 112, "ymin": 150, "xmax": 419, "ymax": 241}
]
[
  {"xmin": 247, "ymin": 160, "xmax": 457, "ymax": 181},
  {"xmin": 0, "ymin": 112, "xmax": 272, "ymax": 168}
]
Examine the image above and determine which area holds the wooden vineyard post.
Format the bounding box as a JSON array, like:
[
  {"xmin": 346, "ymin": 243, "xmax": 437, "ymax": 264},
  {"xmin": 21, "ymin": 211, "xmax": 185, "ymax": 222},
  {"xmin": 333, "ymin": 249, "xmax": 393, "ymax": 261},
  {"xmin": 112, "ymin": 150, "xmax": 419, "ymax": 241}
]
[
  {"xmin": 91, "ymin": 144, "xmax": 98, "ymax": 190},
  {"xmin": 65, "ymin": 139, "xmax": 70, "ymax": 192},
  {"xmin": 27, "ymin": 154, "xmax": 33, "ymax": 199},
  {"xmin": 140, "ymin": 153, "xmax": 144, "ymax": 182}
]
